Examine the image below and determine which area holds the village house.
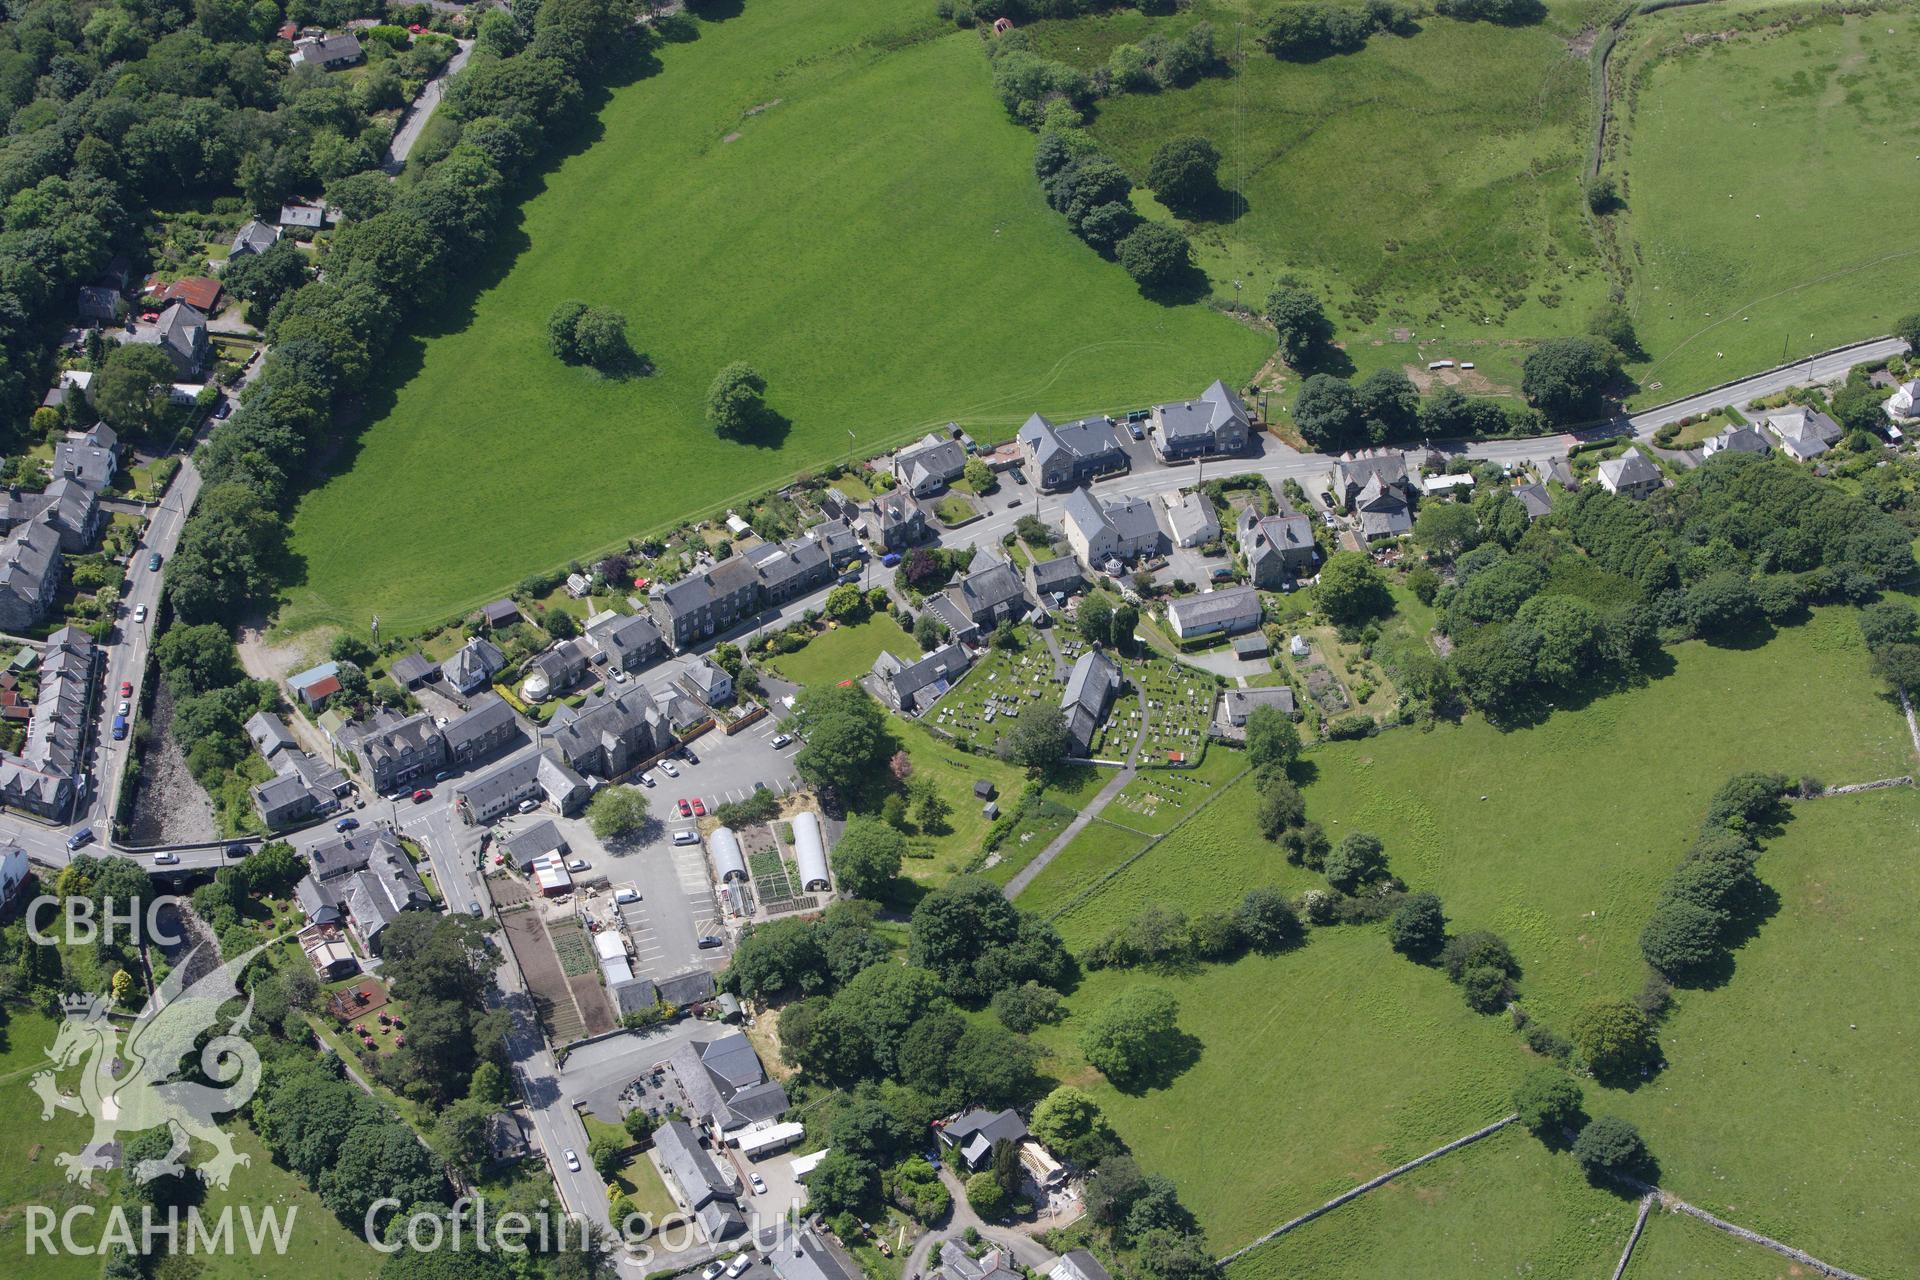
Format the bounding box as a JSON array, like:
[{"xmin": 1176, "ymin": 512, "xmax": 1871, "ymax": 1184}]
[
  {"xmin": 891, "ymin": 431, "xmax": 969, "ymax": 497},
  {"xmin": 454, "ymin": 750, "xmax": 590, "ymax": 824},
  {"xmin": 1511, "ymin": 481, "xmax": 1553, "ymax": 521},
  {"xmin": 872, "ymin": 642, "xmax": 970, "ymax": 715},
  {"xmin": 549, "ymin": 684, "xmax": 676, "ymax": 778},
  {"xmin": 1759, "ymin": 405, "xmax": 1843, "ymax": 462},
  {"xmin": 1148, "ymin": 380, "xmax": 1251, "ymax": 462},
  {"xmin": 134, "ymin": 302, "xmax": 210, "ymax": 378},
  {"xmin": 0, "ymin": 628, "xmax": 96, "ymax": 820},
  {"xmin": 1061, "ymin": 487, "xmax": 1164, "ymax": 569},
  {"xmin": 1596, "ymin": 448, "xmax": 1664, "ymax": 499},
  {"xmin": 442, "ymin": 635, "xmax": 506, "ymax": 695},
  {"xmin": 1166, "ymin": 584, "xmax": 1263, "ymax": 641},
  {"xmin": 1017, "ymin": 413, "xmax": 1127, "ymax": 491},
  {"xmin": 585, "ymin": 609, "xmax": 664, "ymax": 674},
  {"xmin": 1161, "ymin": 489, "xmax": 1220, "ymax": 548},
  {"xmin": 287, "ymin": 660, "xmax": 344, "ymax": 710},
  {"xmin": 1028, "ymin": 554, "xmax": 1084, "ymax": 604},
  {"xmin": 1701, "ymin": 423, "xmax": 1770, "ymax": 458},
  {"xmin": 229, "ymin": 220, "xmax": 280, "ymax": 258},
  {"xmin": 53, "ymin": 426, "xmax": 118, "ymax": 490},
  {"xmin": 1237, "ymin": 507, "xmax": 1317, "ymax": 587},
  {"xmin": 355, "ymin": 711, "xmax": 446, "ymax": 795},
  {"xmin": 864, "ymin": 489, "xmax": 926, "ymax": 551},
  {"xmin": 652, "ymin": 1119, "xmax": 745, "ymax": 1242},
  {"xmin": 294, "ymin": 830, "xmax": 430, "ymax": 955},
  {"xmin": 1329, "ymin": 454, "xmax": 1416, "ymax": 540},
  {"xmin": 655, "ymin": 555, "xmax": 760, "ymax": 651},
  {"xmin": 666, "ymin": 1030, "xmax": 789, "ymax": 1140},
  {"xmin": 289, "ymin": 31, "xmax": 364, "ymax": 69}
]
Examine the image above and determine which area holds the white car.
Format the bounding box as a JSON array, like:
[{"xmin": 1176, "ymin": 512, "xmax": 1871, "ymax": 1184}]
[
  {"xmin": 611, "ymin": 668, "xmax": 628, "ymax": 682},
  {"xmin": 517, "ymin": 798, "xmax": 538, "ymax": 814},
  {"xmin": 726, "ymin": 1254, "xmax": 752, "ymax": 1278},
  {"xmin": 701, "ymin": 1265, "xmax": 724, "ymax": 1280},
  {"xmin": 154, "ymin": 851, "xmax": 179, "ymax": 865},
  {"xmin": 770, "ymin": 733, "xmax": 791, "ymax": 748},
  {"xmin": 638, "ymin": 772, "xmax": 656, "ymax": 787},
  {"xmin": 565, "ymin": 858, "xmax": 589, "ymax": 873},
  {"xmin": 132, "ymin": 604, "xmax": 148, "ymax": 623},
  {"xmin": 563, "ymin": 1149, "xmax": 581, "ymax": 1173},
  {"xmin": 748, "ymin": 1172, "xmax": 767, "ymax": 1195},
  {"xmin": 660, "ymin": 760, "xmax": 680, "ymax": 778},
  {"xmin": 116, "ymin": 700, "xmax": 130, "ymax": 716}
]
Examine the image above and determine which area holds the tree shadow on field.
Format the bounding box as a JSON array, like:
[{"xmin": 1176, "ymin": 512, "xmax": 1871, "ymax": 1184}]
[
  {"xmin": 1181, "ymin": 184, "xmax": 1249, "ymax": 227},
  {"xmin": 683, "ymin": 0, "xmax": 746, "ymax": 24},
  {"xmin": 1138, "ymin": 259, "xmax": 1213, "ymax": 308},
  {"xmin": 720, "ymin": 406, "xmax": 795, "ymax": 451}
]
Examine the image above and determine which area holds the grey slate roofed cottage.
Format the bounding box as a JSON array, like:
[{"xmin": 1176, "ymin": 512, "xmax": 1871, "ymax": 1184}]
[
  {"xmin": 1166, "ymin": 584, "xmax": 1262, "ymax": 640},
  {"xmin": 872, "ymin": 643, "xmax": 970, "ymax": 714},
  {"xmin": 1059, "ymin": 649, "xmax": 1120, "ymax": 756},
  {"xmin": 1149, "ymin": 380, "xmax": 1251, "ymax": 460}
]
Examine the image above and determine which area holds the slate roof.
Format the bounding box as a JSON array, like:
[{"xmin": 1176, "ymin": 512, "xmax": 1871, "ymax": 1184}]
[
  {"xmin": 1763, "ymin": 406, "xmax": 1843, "ymax": 461},
  {"xmin": 1512, "ymin": 482, "xmax": 1552, "ymax": 520},
  {"xmin": 941, "ymin": 1108, "xmax": 1030, "ymax": 1168},
  {"xmin": 1167, "ymin": 584, "xmax": 1262, "ymax": 637},
  {"xmin": 245, "ymin": 712, "xmax": 298, "ymax": 761},
  {"xmin": 505, "ymin": 820, "xmax": 568, "ymax": 867},
  {"xmin": 1154, "ymin": 379, "xmax": 1248, "ymax": 445},
  {"xmin": 668, "ymin": 1031, "xmax": 790, "ymax": 1132},
  {"xmin": 1060, "ymin": 649, "xmax": 1119, "ymax": 754},
  {"xmin": 1223, "ymin": 686, "xmax": 1296, "ymax": 724},
  {"xmin": 1018, "ymin": 413, "xmax": 1122, "ymax": 471},
  {"xmin": 230, "ymin": 220, "xmax": 279, "ymax": 256},
  {"xmin": 1163, "ymin": 490, "xmax": 1220, "ymax": 546},
  {"xmin": 587, "ymin": 611, "xmax": 662, "ymax": 667},
  {"xmin": 442, "ymin": 693, "xmax": 519, "ymax": 755},
  {"xmin": 656, "ymin": 968, "xmax": 717, "ymax": 1006},
  {"xmin": 652, "ymin": 1119, "xmax": 737, "ymax": 1214},
  {"xmin": 1029, "ymin": 555, "xmax": 1083, "ymax": 596},
  {"xmin": 873, "ymin": 643, "xmax": 970, "ymax": 713},
  {"xmin": 278, "ymin": 203, "xmax": 325, "ymax": 229},
  {"xmin": 442, "ymin": 636, "xmax": 506, "ymax": 691},
  {"xmin": 956, "ymin": 561, "xmax": 1026, "ymax": 620},
  {"xmin": 1598, "ymin": 449, "xmax": 1662, "ymax": 491},
  {"xmin": 389, "ymin": 653, "xmax": 436, "ymax": 686},
  {"xmin": 894, "ymin": 433, "xmax": 968, "ymax": 490}
]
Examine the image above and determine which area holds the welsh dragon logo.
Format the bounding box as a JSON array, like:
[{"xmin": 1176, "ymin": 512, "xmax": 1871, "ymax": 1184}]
[{"xmin": 29, "ymin": 936, "xmax": 281, "ymax": 1189}]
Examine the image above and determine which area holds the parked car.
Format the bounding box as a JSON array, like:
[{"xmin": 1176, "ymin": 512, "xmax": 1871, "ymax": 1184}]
[
  {"xmin": 111, "ymin": 715, "xmax": 127, "ymax": 740},
  {"xmin": 638, "ymin": 772, "xmax": 656, "ymax": 787},
  {"xmin": 154, "ymin": 851, "xmax": 178, "ymax": 865},
  {"xmin": 614, "ymin": 888, "xmax": 640, "ymax": 905},
  {"xmin": 697, "ymin": 935, "xmax": 724, "ymax": 949},
  {"xmin": 468, "ymin": 902, "xmax": 483, "ymax": 918},
  {"xmin": 132, "ymin": 604, "xmax": 148, "ymax": 623},
  {"xmin": 727, "ymin": 1254, "xmax": 752, "ymax": 1277},
  {"xmin": 1129, "ymin": 423, "xmax": 1145, "ymax": 440},
  {"xmin": 701, "ymin": 1265, "xmax": 724, "ymax": 1280},
  {"xmin": 335, "ymin": 816, "xmax": 360, "ymax": 832},
  {"xmin": 119, "ymin": 680, "xmax": 132, "ymax": 697},
  {"xmin": 881, "ymin": 553, "xmax": 902, "ymax": 567},
  {"xmin": 770, "ymin": 733, "xmax": 791, "ymax": 748},
  {"xmin": 611, "ymin": 668, "xmax": 628, "ymax": 683},
  {"xmin": 412, "ymin": 788, "xmax": 432, "ymax": 803},
  {"xmin": 516, "ymin": 797, "xmax": 539, "ymax": 814},
  {"xmin": 672, "ymin": 829, "xmax": 699, "ymax": 846},
  {"xmin": 116, "ymin": 700, "xmax": 129, "ymax": 717},
  {"xmin": 67, "ymin": 828, "xmax": 95, "ymax": 851},
  {"xmin": 565, "ymin": 858, "xmax": 589, "ymax": 873},
  {"xmin": 748, "ymin": 1173, "xmax": 767, "ymax": 1195},
  {"xmin": 691, "ymin": 797, "xmax": 706, "ymax": 817},
  {"xmin": 1006, "ymin": 498, "xmax": 1022, "ymax": 507},
  {"xmin": 676, "ymin": 798, "xmax": 692, "ymax": 817},
  {"xmin": 680, "ymin": 747, "xmax": 698, "ymax": 765},
  {"xmin": 147, "ymin": 553, "xmax": 162, "ymax": 572},
  {"xmin": 563, "ymin": 1149, "xmax": 580, "ymax": 1173},
  {"xmin": 660, "ymin": 760, "xmax": 679, "ymax": 778},
  {"xmin": 212, "ymin": 399, "xmax": 232, "ymax": 420}
]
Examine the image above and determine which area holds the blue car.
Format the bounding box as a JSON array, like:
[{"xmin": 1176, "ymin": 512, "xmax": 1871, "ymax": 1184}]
[
  {"xmin": 335, "ymin": 816, "xmax": 359, "ymax": 833},
  {"xmin": 881, "ymin": 553, "xmax": 902, "ymax": 567}
]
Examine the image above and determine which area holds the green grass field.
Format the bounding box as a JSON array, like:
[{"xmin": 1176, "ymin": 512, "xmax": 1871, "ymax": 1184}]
[
  {"xmin": 1015, "ymin": 818, "xmax": 1154, "ymax": 919},
  {"xmin": 1604, "ymin": 786, "xmax": 1920, "ymax": 1278},
  {"xmin": 1031, "ymin": 924, "xmax": 1531, "ymax": 1253},
  {"xmin": 1615, "ymin": 9, "xmax": 1920, "ymax": 403},
  {"xmin": 1622, "ymin": 1206, "xmax": 1802, "ymax": 1279},
  {"xmin": 280, "ymin": 0, "xmax": 1266, "ymax": 637},
  {"xmin": 766, "ymin": 613, "xmax": 919, "ymax": 689},
  {"xmin": 1023, "ymin": 1, "xmax": 1607, "ymax": 351},
  {"xmin": 1225, "ymin": 1124, "xmax": 1636, "ymax": 1280},
  {"xmin": 0, "ymin": 1010, "xmax": 378, "ymax": 1280}
]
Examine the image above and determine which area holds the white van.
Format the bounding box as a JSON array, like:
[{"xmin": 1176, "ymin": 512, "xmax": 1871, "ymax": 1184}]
[
  {"xmin": 726, "ymin": 1255, "xmax": 752, "ymax": 1278},
  {"xmin": 614, "ymin": 888, "xmax": 640, "ymax": 905}
]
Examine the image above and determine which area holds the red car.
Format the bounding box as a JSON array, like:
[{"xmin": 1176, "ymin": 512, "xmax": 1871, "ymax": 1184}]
[
  {"xmin": 691, "ymin": 797, "xmax": 707, "ymax": 817},
  {"xmin": 676, "ymin": 798, "xmax": 692, "ymax": 817},
  {"xmin": 411, "ymin": 788, "xmax": 432, "ymax": 803},
  {"xmin": 120, "ymin": 680, "xmax": 133, "ymax": 698}
]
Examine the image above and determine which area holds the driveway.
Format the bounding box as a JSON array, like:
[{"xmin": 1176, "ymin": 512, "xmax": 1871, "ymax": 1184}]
[{"xmin": 904, "ymin": 1167, "xmax": 1058, "ymax": 1278}]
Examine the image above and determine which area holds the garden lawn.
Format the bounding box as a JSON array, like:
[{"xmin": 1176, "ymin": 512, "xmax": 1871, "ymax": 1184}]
[
  {"xmin": 1030, "ymin": 924, "xmax": 1534, "ymax": 1253},
  {"xmin": 1224, "ymin": 1124, "xmax": 1635, "ymax": 1280},
  {"xmin": 616, "ymin": 1152, "xmax": 679, "ymax": 1227},
  {"xmin": 766, "ymin": 613, "xmax": 918, "ymax": 690},
  {"xmin": 1605, "ymin": 786, "xmax": 1920, "ymax": 1279},
  {"xmin": 279, "ymin": 0, "xmax": 1265, "ymax": 637},
  {"xmin": 1616, "ymin": 9, "xmax": 1920, "ymax": 404},
  {"xmin": 1622, "ymin": 1206, "xmax": 1804, "ymax": 1279}
]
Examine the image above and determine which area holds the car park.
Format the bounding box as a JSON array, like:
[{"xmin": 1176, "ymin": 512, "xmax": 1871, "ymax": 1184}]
[
  {"xmin": 412, "ymin": 788, "xmax": 433, "ymax": 803},
  {"xmin": 676, "ymin": 798, "xmax": 692, "ymax": 817},
  {"xmin": 336, "ymin": 816, "xmax": 359, "ymax": 832}
]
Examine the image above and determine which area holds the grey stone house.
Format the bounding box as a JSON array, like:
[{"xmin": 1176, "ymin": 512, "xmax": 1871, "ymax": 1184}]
[
  {"xmin": 655, "ymin": 555, "xmax": 760, "ymax": 651},
  {"xmin": 1017, "ymin": 413, "xmax": 1127, "ymax": 491},
  {"xmin": 1238, "ymin": 507, "xmax": 1317, "ymax": 586},
  {"xmin": 442, "ymin": 636, "xmax": 506, "ymax": 695},
  {"xmin": 585, "ymin": 610, "xmax": 663, "ymax": 673},
  {"xmin": 1149, "ymin": 380, "xmax": 1250, "ymax": 461}
]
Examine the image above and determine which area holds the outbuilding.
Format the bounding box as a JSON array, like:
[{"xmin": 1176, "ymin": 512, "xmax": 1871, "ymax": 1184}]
[{"xmin": 791, "ymin": 810, "xmax": 830, "ymax": 892}]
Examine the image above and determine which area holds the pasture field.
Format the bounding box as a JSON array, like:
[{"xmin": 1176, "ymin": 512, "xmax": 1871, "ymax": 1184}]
[
  {"xmin": 280, "ymin": 0, "xmax": 1266, "ymax": 637},
  {"xmin": 1030, "ymin": 924, "xmax": 1531, "ymax": 1252},
  {"xmin": 885, "ymin": 715, "xmax": 1028, "ymax": 881},
  {"xmin": 1063, "ymin": 608, "xmax": 1904, "ymax": 1025},
  {"xmin": 1014, "ymin": 819, "xmax": 1153, "ymax": 920},
  {"xmin": 1614, "ymin": 9, "xmax": 1920, "ymax": 403},
  {"xmin": 765, "ymin": 613, "xmax": 919, "ymax": 689},
  {"xmin": 1022, "ymin": 1, "xmax": 1608, "ymax": 369},
  {"xmin": 1224, "ymin": 1124, "xmax": 1634, "ymax": 1280},
  {"xmin": 1622, "ymin": 1207, "xmax": 1802, "ymax": 1279},
  {"xmin": 1605, "ymin": 786, "xmax": 1920, "ymax": 1278}
]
